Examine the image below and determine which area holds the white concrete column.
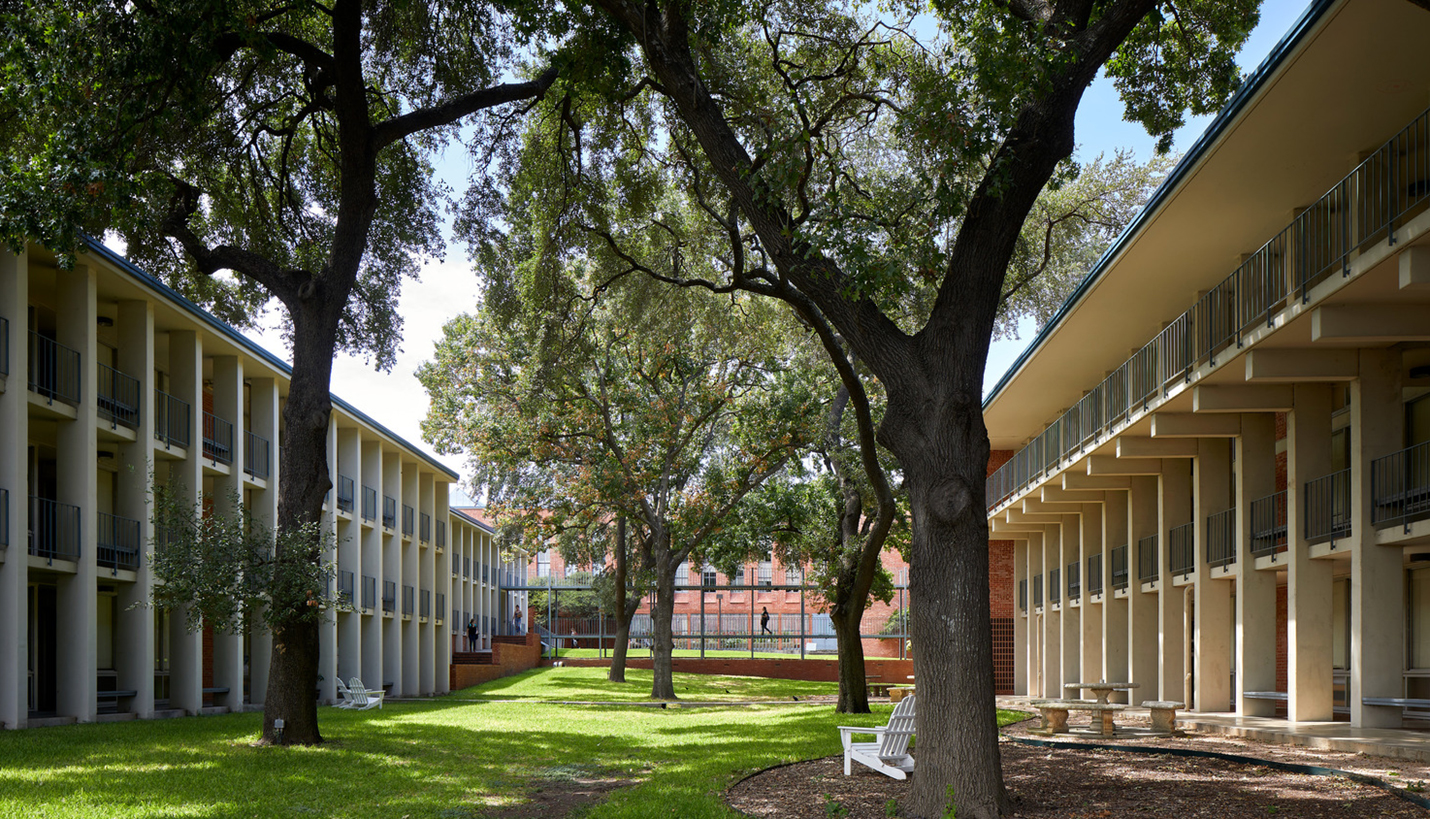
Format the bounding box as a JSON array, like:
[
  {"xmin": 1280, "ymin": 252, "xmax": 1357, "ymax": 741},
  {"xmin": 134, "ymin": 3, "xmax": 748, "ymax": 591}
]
[
  {"xmin": 1040, "ymin": 523, "xmax": 1060, "ymax": 698},
  {"xmin": 1058, "ymin": 514, "xmax": 1080, "ymax": 688},
  {"xmin": 1288, "ymin": 383, "xmax": 1335, "ymax": 722},
  {"xmin": 1013, "ymin": 539, "xmax": 1028, "ymax": 696},
  {"xmin": 114, "ymin": 299, "xmax": 155, "ymax": 717},
  {"xmin": 209, "ymin": 355, "xmax": 245, "ymax": 711},
  {"xmin": 1351, "ymin": 349, "xmax": 1405, "ymax": 727},
  {"xmin": 382, "ymin": 451, "xmax": 401, "ymax": 693},
  {"xmin": 1194, "ymin": 438, "xmax": 1233, "ymax": 712},
  {"xmin": 1157, "ymin": 461, "xmax": 1191, "ymax": 702},
  {"xmin": 1026, "ymin": 531, "xmax": 1044, "ymax": 696},
  {"xmin": 401, "ymin": 467, "xmax": 420, "ymax": 695},
  {"xmin": 336, "ymin": 428, "xmax": 362, "ymax": 686},
  {"xmin": 1127, "ymin": 476, "xmax": 1160, "ymax": 697},
  {"xmin": 0, "ymin": 247, "xmax": 28, "ymax": 728},
  {"xmin": 246, "ymin": 377, "xmax": 279, "ymax": 705},
  {"xmin": 435, "ymin": 483, "xmax": 451, "ymax": 694},
  {"xmin": 318, "ymin": 418, "xmax": 339, "ymax": 704},
  {"xmin": 1236, "ymin": 413, "xmax": 1280, "ymax": 715},
  {"xmin": 1101, "ymin": 489, "xmax": 1129, "ymax": 691},
  {"xmin": 418, "ymin": 472, "xmax": 435, "ymax": 694},
  {"xmin": 167, "ymin": 330, "xmax": 205, "ymax": 715},
  {"xmin": 360, "ymin": 444, "xmax": 383, "ymax": 688},
  {"xmin": 1079, "ymin": 504, "xmax": 1102, "ymax": 688},
  {"xmin": 55, "ymin": 263, "xmax": 98, "ymax": 723}
]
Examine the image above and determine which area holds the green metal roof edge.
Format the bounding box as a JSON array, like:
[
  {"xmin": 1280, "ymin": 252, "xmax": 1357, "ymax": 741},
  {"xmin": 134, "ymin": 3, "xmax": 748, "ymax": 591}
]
[
  {"xmin": 981, "ymin": 0, "xmax": 1339, "ymax": 413},
  {"xmin": 80, "ymin": 235, "xmax": 461, "ymax": 481}
]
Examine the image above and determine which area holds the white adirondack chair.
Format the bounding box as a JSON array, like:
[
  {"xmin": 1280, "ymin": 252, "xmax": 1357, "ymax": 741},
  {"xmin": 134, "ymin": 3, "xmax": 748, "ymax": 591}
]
[
  {"xmin": 334, "ymin": 678, "xmax": 357, "ymax": 709},
  {"xmin": 838, "ymin": 694, "xmax": 916, "ymax": 779},
  {"xmin": 340, "ymin": 677, "xmax": 384, "ymax": 711}
]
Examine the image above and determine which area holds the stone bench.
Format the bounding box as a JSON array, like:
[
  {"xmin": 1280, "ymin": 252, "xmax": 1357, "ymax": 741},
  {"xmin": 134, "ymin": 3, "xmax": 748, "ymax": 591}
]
[
  {"xmin": 1031, "ymin": 699, "xmax": 1128, "ymax": 736},
  {"xmin": 1244, "ymin": 691, "xmax": 1288, "ymax": 701},
  {"xmin": 889, "ymin": 686, "xmax": 915, "ymax": 703},
  {"xmin": 1363, "ymin": 697, "xmax": 1430, "ymax": 711},
  {"xmin": 1141, "ymin": 700, "xmax": 1185, "ymax": 733}
]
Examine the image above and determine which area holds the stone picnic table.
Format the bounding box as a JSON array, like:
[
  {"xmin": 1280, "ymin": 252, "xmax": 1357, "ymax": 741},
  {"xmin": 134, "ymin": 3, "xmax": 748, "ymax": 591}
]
[{"xmin": 1064, "ymin": 681, "xmax": 1139, "ymax": 705}]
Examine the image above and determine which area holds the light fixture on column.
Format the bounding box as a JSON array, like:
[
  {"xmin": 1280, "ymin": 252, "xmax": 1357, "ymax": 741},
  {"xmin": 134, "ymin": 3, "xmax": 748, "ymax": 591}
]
[
  {"xmin": 96, "ymin": 315, "xmax": 114, "ymax": 327},
  {"xmin": 1410, "ymin": 552, "xmax": 1430, "ymax": 564},
  {"xmin": 97, "ymin": 450, "xmax": 116, "ymax": 461},
  {"xmin": 1410, "ymin": 365, "xmax": 1430, "ymax": 380}
]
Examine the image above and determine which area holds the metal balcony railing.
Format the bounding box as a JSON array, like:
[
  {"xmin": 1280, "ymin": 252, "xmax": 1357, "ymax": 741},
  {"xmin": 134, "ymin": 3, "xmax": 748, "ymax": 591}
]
[
  {"xmin": 1170, "ymin": 522, "xmax": 1194, "ymax": 578},
  {"xmin": 1306, "ymin": 468, "xmax": 1352, "ymax": 545},
  {"xmin": 362, "ymin": 575, "xmax": 376, "ymax": 610},
  {"xmin": 402, "ymin": 585, "xmax": 415, "ymax": 615},
  {"xmin": 436, "ymin": 520, "xmax": 445, "ymax": 548},
  {"xmin": 0, "ymin": 315, "xmax": 8, "ymax": 377},
  {"xmin": 420, "ymin": 512, "xmax": 431, "ymax": 543},
  {"xmin": 28, "ymin": 332, "xmax": 81, "ymax": 406},
  {"xmin": 202, "ymin": 411, "xmax": 233, "ymax": 465},
  {"xmin": 383, "ymin": 496, "xmax": 396, "ymax": 529},
  {"xmin": 361, "ymin": 486, "xmax": 377, "ymax": 521},
  {"xmin": 1373, "ymin": 441, "xmax": 1430, "ymax": 530},
  {"xmin": 464, "ymin": 557, "xmax": 470, "ymax": 578},
  {"xmin": 1110, "ymin": 544, "xmax": 1128, "ymax": 590},
  {"xmin": 1251, "ymin": 490, "xmax": 1288, "ymax": 558},
  {"xmin": 1207, "ymin": 508, "xmax": 1236, "ymax": 568},
  {"xmin": 436, "ymin": 592, "xmax": 445, "ymax": 621},
  {"xmin": 402, "ymin": 504, "xmax": 414, "ymax": 536},
  {"xmin": 29, "ymin": 496, "xmax": 80, "ymax": 563},
  {"xmin": 242, "ymin": 431, "xmax": 269, "ymax": 479},
  {"xmin": 421, "ymin": 589, "xmax": 431, "ymax": 618},
  {"xmin": 1066, "ymin": 560, "xmax": 1080, "ymax": 600},
  {"xmin": 1018, "ymin": 578, "xmax": 1027, "ymax": 611},
  {"xmin": 1087, "ymin": 552, "xmax": 1103, "ymax": 595},
  {"xmin": 383, "ymin": 580, "xmax": 396, "ymax": 613},
  {"xmin": 154, "ymin": 389, "xmax": 191, "ymax": 449},
  {"xmin": 986, "ymin": 105, "xmax": 1430, "ymax": 513},
  {"xmin": 1048, "ymin": 568, "xmax": 1060, "ymax": 603},
  {"xmin": 339, "ymin": 570, "xmax": 354, "ymax": 604},
  {"xmin": 97, "ymin": 363, "xmax": 140, "ymax": 428},
  {"xmin": 1137, "ymin": 535, "xmax": 1159, "ymax": 584},
  {"xmin": 97, "ymin": 512, "xmax": 141, "ymax": 573},
  {"xmin": 0, "ymin": 487, "xmax": 7, "ymax": 547},
  {"xmin": 1032, "ymin": 574, "xmax": 1043, "ymax": 607},
  {"xmin": 336, "ymin": 475, "xmax": 354, "ymax": 513}
]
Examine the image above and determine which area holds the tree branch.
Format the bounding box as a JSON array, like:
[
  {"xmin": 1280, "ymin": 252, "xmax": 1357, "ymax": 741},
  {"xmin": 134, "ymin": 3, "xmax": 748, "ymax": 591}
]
[{"xmin": 372, "ymin": 67, "xmax": 559, "ymax": 150}]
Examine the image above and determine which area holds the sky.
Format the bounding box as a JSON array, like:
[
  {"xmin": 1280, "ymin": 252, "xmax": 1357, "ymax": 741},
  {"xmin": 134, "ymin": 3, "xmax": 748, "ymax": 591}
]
[{"xmin": 205, "ymin": 0, "xmax": 1311, "ymax": 505}]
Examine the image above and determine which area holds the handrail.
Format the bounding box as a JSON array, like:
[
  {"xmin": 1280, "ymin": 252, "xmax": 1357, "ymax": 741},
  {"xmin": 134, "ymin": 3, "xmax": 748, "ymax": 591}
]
[
  {"xmin": 361, "ymin": 486, "xmax": 377, "ymax": 521},
  {"xmin": 202, "ymin": 411, "xmax": 234, "ymax": 465},
  {"xmin": 244, "ymin": 431, "xmax": 271, "ymax": 479},
  {"xmin": 1372, "ymin": 441, "xmax": 1430, "ymax": 530},
  {"xmin": 1066, "ymin": 560, "xmax": 1080, "ymax": 600},
  {"xmin": 1110, "ymin": 544, "xmax": 1129, "ymax": 590},
  {"xmin": 97, "ymin": 363, "xmax": 140, "ymax": 428},
  {"xmin": 336, "ymin": 475, "xmax": 354, "ymax": 512},
  {"xmin": 1137, "ymin": 535, "xmax": 1158, "ymax": 584},
  {"xmin": 1206, "ymin": 508, "xmax": 1236, "ymax": 568},
  {"xmin": 28, "ymin": 332, "xmax": 81, "ymax": 406},
  {"xmin": 988, "ymin": 105, "xmax": 1430, "ymax": 512},
  {"xmin": 155, "ymin": 390, "xmax": 191, "ymax": 449},
  {"xmin": 1169, "ymin": 522, "xmax": 1195, "ymax": 578},
  {"xmin": 1086, "ymin": 552, "xmax": 1103, "ymax": 595},
  {"xmin": 97, "ymin": 512, "xmax": 141, "ymax": 573},
  {"xmin": 1305, "ymin": 468, "xmax": 1352, "ymax": 545},
  {"xmin": 1250, "ymin": 490, "xmax": 1288, "ymax": 558},
  {"xmin": 29, "ymin": 496, "xmax": 80, "ymax": 563}
]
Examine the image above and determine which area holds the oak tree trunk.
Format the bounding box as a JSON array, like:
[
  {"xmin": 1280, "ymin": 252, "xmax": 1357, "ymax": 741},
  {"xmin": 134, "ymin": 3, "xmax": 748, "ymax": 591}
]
[
  {"xmin": 831, "ymin": 603, "xmax": 870, "ymax": 714},
  {"xmin": 650, "ymin": 566, "xmax": 677, "ymax": 699}
]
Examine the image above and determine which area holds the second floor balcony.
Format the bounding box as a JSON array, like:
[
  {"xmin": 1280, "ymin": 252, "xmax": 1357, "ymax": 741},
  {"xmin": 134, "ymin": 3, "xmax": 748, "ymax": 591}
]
[
  {"xmin": 244, "ymin": 431, "xmax": 271, "ymax": 480},
  {"xmin": 97, "ymin": 363, "xmax": 139, "ymax": 429},
  {"xmin": 28, "ymin": 332, "xmax": 80, "ymax": 407},
  {"xmin": 97, "ymin": 512, "xmax": 141, "ymax": 573},
  {"xmin": 154, "ymin": 390, "xmax": 191, "ymax": 449},
  {"xmin": 202, "ymin": 411, "xmax": 233, "ymax": 465},
  {"xmin": 382, "ymin": 496, "xmax": 396, "ymax": 529},
  {"xmin": 29, "ymin": 496, "xmax": 80, "ymax": 563}
]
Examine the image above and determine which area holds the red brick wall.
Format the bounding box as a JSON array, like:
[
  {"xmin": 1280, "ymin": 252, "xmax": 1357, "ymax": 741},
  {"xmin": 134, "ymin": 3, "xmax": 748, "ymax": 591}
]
[
  {"xmin": 987, "ymin": 450, "xmax": 1014, "ymax": 476},
  {"xmin": 1276, "ymin": 584, "xmax": 1288, "ymax": 692},
  {"xmin": 552, "ymin": 655, "xmax": 915, "ymax": 684},
  {"xmin": 450, "ymin": 632, "xmax": 542, "ymax": 689}
]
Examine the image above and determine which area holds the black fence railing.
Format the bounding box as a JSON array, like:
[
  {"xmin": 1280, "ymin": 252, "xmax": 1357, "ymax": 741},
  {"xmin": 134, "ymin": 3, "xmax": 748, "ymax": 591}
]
[
  {"xmin": 1087, "ymin": 552, "xmax": 1103, "ymax": 595},
  {"xmin": 0, "ymin": 487, "xmax": 7, "ymax": 547},
  {"xmin": 1066, "ymin": 560, "xmax": 1080, "ymax": 600},
  {"xmin": 29, "ymin": 496, "xmax": 80, "ymax": 563},
  {"xmin": 986, "ymin": 105, "xmax": 1430, "ymax": 512},
  {"xmin": 97, "ymin": 512, "xmax": 141, "ymax": 573},
  {"xmin": 1048, "ymin": 567, "xmax": 1061, "ymax": 603},
  {"xmin": 361, "ymin": 486, "xmax": 377, "ymax": 522},
  {"xmin": 1032, "ymin": 574, "xmax": 1043, "ymax": 607},
  {"xmin": 155, "ymin": 389, "xmax": 191, "ymax": 449},
  {"xmin": 383, "ymin": 580, "xmax": 396, "ymax": 613},
  {"xmin": 362, "ymin": 574, "xmax": 376, "ymax": 610},
  {"xmin": 1373, "ymin": 441, "xmax": 1430, "ymax": 530},
  {"xmin": 436, "ymin": 592, "xmax": 445, "ymax": 621},
  {"xmin": 436, "ymin": 520, "xmax": 446, "ymax": 548},
  {"xmin": 1305, "ymin": 468, "xmax": 1352, "ymax": 545},
  {"xmin": 420, "ymin": 512, "xmax": 431, "ymax": 543},
  {"xmin": 97, "ymin": 363, "xmax": 140, "ymax": 428},
  {"xmin": 402, "ymin": 584, "xmax": 415, "ymax": 615},
  {"xmin": 1251, "ymin": 490, "xmax": 1288, "ymax": 558},
  {"xmin": 1137, "ymin": 535, "xmax": 1159, "ymax": 583},
  {"xmin": 1018, "ymin": 578, "xmax": 1027, "ymax": 611},
  {"xmin": 463, "ymin": 556, "xmax": 471, "ymax": 578},
  {"xmin": 421, "ymin": 589, "xmax": 431, "ymax": 618},
  {"xmin": 28, "ymin": 332, "xmax": 81, "ymax": 406},
  {"xmin": 339, "ymin": 570, "xmax": 354, "ymax": 604},
  {"xmin": 336, "ymin": 475, "xmax": 354, "ymax": 513},
  {"xmin": 1207, "ymin": 508, "xmax": 1236, "ymax": 568},
  {"xmin": 1170, "ymin": 522, "xmax": 1194, "ymax": 578},
  {"xmin": 244, "ymin": 431, "xmax": 271, "ymax": 479},
  {"xmin": 1111, "ymin": 544, "xmax": 1129, "ymax": 590},
  {"xmin": 402, "ymin": 504, "xmax": 415, "ymax": 536},
  {"xmin": 383, "ymin": 496, "xmax": 397, "ymax": 529},
  {"xmin": 202, "ymin": 411, "xmax": 233, "ymax": 465},
  {"xmin": 0, "ymin": 315, "xmax": 7, "ymax": 377}
]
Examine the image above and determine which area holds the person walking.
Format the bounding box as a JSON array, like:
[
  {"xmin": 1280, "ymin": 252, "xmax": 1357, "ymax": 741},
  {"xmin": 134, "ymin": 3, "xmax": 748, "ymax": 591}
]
[
  {"xmin": 466, "ymin": 618, "xmax": 477, "ymax": 652},
  {"xmin": 760, "ymin": 606, "xmax": 772, "ymax": 635},
  {"xmin": 514, "ymin": 606, "xmax": 524, "ymax": 634}
]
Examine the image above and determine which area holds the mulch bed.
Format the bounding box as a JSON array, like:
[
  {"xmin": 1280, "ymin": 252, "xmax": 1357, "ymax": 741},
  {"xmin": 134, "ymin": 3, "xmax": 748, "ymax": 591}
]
[{"xmin": 726, "ymin": 716, "xmax": 1430, "ymax": 818}]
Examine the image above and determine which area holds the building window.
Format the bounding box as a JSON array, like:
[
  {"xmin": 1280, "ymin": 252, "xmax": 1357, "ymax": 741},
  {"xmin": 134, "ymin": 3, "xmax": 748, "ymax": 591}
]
[
  {"xmin": 676, "ymin": 561, "xmax": 690, "ymax": 586},
  {"xmin": 537, "ymin": 550, "xmax": 551, "ymax": 578},
  {"xmin": 702, "ymin": 565, "xmax": 718, "ymax": 588},
  {"xmin": 785, "ymin": 565, "xmax": 803, "ymax": 585},
  {"xmin": 733, "ymin": 566, "xmax": 745, "ymax": 586},
  {"xmin": 757, "ymin": 559, "xmax": 772, "ymax": 586}
]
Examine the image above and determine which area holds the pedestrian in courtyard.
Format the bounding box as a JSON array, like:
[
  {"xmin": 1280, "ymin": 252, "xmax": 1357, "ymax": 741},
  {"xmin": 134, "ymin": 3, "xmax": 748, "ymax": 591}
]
[
  {"xmin": 514, "ymin": 606, "xmax": 524, "ymax": 634},
  {"xmin": 760, "ymin": 606, "xmax": 772, "ymax": 635},
  {"xmin": 466, "ymin": 618, "xmax": 477, "ymax": 651}
]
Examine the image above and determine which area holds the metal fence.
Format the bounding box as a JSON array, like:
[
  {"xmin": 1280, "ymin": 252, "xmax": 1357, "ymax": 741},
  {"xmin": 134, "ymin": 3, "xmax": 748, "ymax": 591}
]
[
  {"xmin": 202, "ymin": 411, "xmax": 233, "ymax": 464},
  {"xmin": 1110, "ymin": 544, "xmax": 1128, "ymax": 590},
  {"xmin": 28, "ymin": 332, "xmax": 81, "ymax": 406},
  {"xmin": 1066, "ymin": 560, "xmax": 1080, "ymax": 601},
  {"xmin": 1169, "ymin": 522, "xmax": 1194, "ymax": 578},
  {"xmin": 1086, "ymin": 553, "xmax": 1102, "ymax": 595},
  {"xmin": 97, "ymin": 363, "xmax": 140, "ymax": 428},
  {"xmin": 1206, "ymin": 508, "xmax": 1236, "ymax": 568},
  {"xmin": 383, "ymin": 496, "xmax": 397, "ymax": 529},
  {"xmin": 1305, "ymin": 468, "xmax": 1352, "ymax": 545},
  {"xmin": 337, "ymin": 475, "xmax": 354, "ymax": 512},
  {"xmin": 987, "ymin": 105, "xmax": 1430, "ymax": 512},
  {"xmin": 245, "ymin": 431, "xmax": 271, "ymax": 479},
  {"xmin": 29, "ymin": 496, "xmax": 80, "ymax": 563},
  {"xmin": 1251, "ymin": 490, "xmax": 1287, "ymax": 558},
  {"xmin": 97, "ymin": 512, "xmax": 141, "ymax": 572},
  {"xmin": 155, "ymin": 389, "xmax": 190, "ymax": 449},
  {"xmin": 1372, "ymin": 441, "xmax": 1430, "ymax": 530},
  {"xmin": 1137, "ymin": 535, "xmax": 1158, "ymax": 583}
]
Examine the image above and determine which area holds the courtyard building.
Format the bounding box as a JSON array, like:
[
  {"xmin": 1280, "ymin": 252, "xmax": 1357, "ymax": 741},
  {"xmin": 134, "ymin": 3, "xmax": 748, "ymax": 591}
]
[
  {"xmin": 984, "ymin": 0, "xmax": 1430, "ymax": 728},
  {"xmin": 0, "ymin": 240, "xmax": 527, "ymax": 728}
]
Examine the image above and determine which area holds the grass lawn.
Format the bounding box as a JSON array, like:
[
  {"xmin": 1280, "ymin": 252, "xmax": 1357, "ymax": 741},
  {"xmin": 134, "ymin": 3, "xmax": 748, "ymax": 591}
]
[
  {"xmin": 455, "ymin": 666, "xmax": 840, "ymax": 701},
  {"xmin": 0, "ymin": 670, "xmax": 1027, "ymax": 819},
  {"xmin": 546, "ymin": 648, "xmax": 850, "ymax": 661}
]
